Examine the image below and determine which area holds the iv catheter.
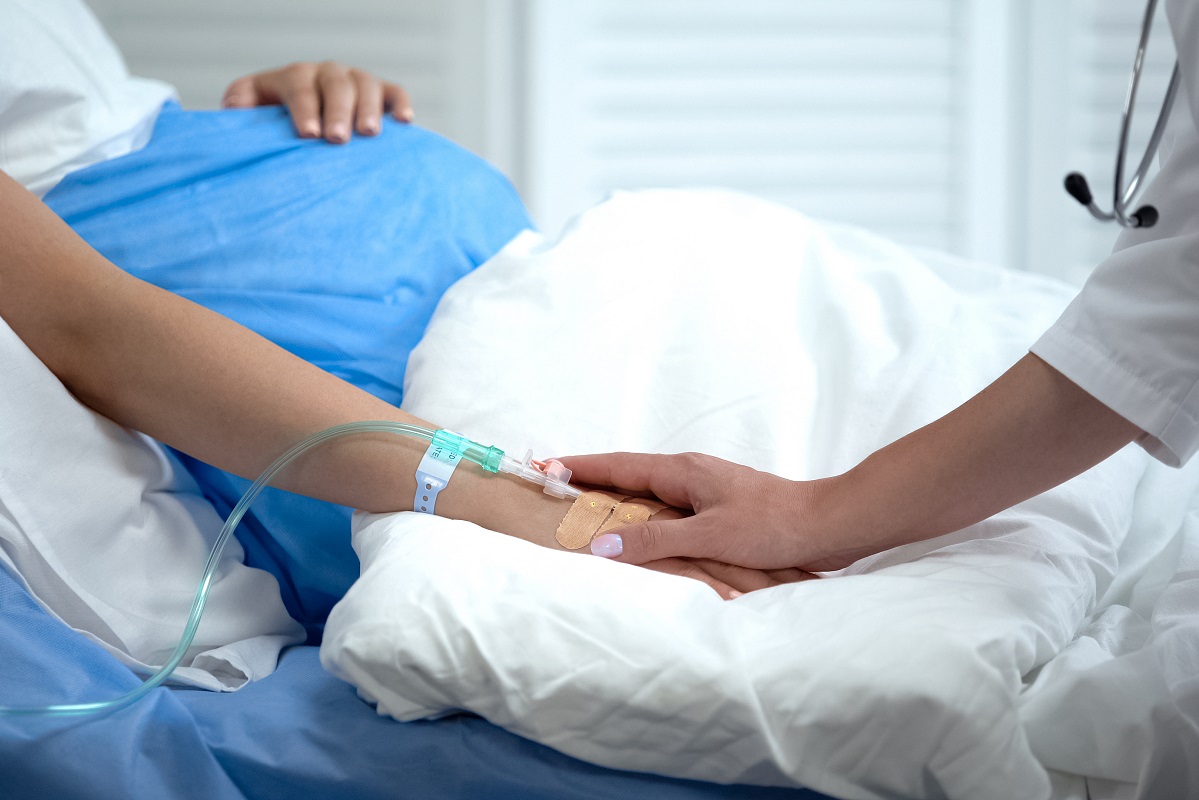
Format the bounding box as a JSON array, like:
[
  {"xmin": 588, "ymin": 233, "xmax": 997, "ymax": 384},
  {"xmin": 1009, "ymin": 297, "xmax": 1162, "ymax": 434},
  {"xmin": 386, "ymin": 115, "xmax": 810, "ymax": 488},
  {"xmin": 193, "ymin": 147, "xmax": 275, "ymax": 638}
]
[{"xmin": 0, "ymin": 421, "xmax": 578, "ymax": 718}]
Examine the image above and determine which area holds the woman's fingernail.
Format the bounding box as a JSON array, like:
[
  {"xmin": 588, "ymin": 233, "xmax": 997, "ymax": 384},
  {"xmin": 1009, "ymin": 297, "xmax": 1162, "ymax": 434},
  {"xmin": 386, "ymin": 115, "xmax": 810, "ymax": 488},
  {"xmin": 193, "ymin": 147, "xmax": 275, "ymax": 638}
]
[
  {"xmin": 400, "ymin": 107, "xmax": 415, "ymax": 122},
  {"xmin": 362, "ymin": 119, "xmax": 380, "ymax": 135},
  {"xmin": 300, "ymin": 122, "xmax": 320, "ymax": 137},
  {"xmin": 328, "ymin": 124, "xmax": 349, "ymax": 142},
  {"xmin": 728, "ymin": 590, "xmax": 744, "ymax": 599},
  {"xmin": 590, "ymin": 533, "xmax": 623, "ymax": 558}
]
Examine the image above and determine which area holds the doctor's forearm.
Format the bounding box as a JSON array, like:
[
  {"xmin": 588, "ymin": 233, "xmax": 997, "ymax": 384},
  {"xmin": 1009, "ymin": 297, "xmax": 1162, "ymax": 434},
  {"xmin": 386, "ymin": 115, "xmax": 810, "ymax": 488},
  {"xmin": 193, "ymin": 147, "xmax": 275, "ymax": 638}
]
[{"xmin": 819, "ymin": 354, "xmax": 1141, "ymax": 561}]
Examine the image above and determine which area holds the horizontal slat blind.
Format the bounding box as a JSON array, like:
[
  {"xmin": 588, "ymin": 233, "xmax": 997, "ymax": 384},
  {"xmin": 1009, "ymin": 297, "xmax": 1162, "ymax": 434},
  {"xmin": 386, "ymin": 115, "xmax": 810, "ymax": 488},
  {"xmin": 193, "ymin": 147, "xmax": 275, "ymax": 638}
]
[{"xmin": 524, "ymin": 0, "xmax": 965, "ymax": 248}]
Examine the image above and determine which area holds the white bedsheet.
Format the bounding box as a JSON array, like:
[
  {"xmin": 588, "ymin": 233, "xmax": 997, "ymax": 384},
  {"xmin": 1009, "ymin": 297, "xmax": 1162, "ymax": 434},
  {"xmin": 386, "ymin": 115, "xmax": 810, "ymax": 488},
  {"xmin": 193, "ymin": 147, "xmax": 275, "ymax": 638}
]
[
  {"xmin": 0, "ymin": 316, "xmax": 304, "ymax": 691},
  {"xmin": 320, "ymin": 190, "xmax": 1199, "ymax": 800}
]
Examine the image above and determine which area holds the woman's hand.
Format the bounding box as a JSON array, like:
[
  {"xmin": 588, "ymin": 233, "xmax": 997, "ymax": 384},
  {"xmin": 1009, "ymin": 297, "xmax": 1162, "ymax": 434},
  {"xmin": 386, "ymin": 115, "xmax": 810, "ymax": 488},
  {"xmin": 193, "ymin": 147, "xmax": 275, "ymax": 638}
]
[
  {"xmin": 561, "ymin": 355, "xmax": 1143, "ymax": 575},
  {"xmin": 221, "ymin": 62, "xmax": 414, "ymax": 143},
  {"xmin": 559, "ymin": 452, "xmax": 860, "ymax": 573},
  {"xmin": 633, "ymin": 489, "xmax": 820, "ymax": 594},
  {"xmin": 645, "ymin": 556, "xmax": 817, "ymax": 600}
]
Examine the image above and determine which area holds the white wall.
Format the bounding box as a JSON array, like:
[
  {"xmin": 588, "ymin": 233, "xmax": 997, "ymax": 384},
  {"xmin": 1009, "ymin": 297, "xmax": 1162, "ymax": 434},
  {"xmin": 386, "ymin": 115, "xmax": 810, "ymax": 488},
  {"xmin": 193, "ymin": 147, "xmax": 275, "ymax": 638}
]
[{"xmin": 91, "ymin": 0, "xmax": 1176, "ymax": 284}]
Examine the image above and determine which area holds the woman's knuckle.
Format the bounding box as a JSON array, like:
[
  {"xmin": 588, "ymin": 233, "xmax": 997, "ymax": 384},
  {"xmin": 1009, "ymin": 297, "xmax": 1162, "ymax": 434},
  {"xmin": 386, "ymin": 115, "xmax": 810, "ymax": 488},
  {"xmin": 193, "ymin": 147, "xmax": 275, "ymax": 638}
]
[{"xmin": 636, "ymin": 521, "xmax": 662, "ymax": 554}]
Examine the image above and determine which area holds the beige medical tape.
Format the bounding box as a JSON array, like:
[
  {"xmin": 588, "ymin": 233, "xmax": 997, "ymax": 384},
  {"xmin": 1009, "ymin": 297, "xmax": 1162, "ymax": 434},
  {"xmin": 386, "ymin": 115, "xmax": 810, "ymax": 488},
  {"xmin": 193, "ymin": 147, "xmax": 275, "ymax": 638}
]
[
  {"xmin": 554, "ymin": 491, "xmax": 668, "ymax": 550},
  {"xmin": 596, "ymin": 498, "xmax": 666, "ymax": 535}
]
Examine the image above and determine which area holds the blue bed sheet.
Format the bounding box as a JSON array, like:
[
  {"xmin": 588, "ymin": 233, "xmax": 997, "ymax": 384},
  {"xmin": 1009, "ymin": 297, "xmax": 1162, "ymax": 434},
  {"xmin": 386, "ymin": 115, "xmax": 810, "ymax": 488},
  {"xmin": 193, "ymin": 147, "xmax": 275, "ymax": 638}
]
[
  {"xmin": 2, "ymin": 103, "xmax": 835, "ymax": 799},
  {"xmin": 0, "ymin": 566, "xmax": 824, "ymax": 800}
]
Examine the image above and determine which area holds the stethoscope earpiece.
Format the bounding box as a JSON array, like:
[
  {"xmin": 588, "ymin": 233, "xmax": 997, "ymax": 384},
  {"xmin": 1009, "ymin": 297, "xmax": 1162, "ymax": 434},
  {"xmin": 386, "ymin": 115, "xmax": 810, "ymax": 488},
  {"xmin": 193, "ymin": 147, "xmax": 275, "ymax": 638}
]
[
  {"xmin": 1131, "ymin": 205, "xmax": 1159, "ymax": 228},
  {"xmin": 1064, "ymin": 172, "xmax": 1093, "ymax": 207}
]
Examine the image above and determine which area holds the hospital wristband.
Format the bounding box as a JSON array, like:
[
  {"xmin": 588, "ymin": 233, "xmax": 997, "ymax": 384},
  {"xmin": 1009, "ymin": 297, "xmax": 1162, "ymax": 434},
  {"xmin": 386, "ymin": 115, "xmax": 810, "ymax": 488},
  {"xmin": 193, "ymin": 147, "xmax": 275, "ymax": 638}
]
[{"xmin": 414, "ymin": 436, "xmax": 463, "ymax": 515}]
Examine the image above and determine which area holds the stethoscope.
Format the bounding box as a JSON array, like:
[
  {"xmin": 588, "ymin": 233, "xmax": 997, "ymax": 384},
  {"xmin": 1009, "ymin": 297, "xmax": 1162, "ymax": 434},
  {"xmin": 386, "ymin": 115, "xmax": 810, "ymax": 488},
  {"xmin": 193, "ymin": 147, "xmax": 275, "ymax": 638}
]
[{"xmin": 1064, "ymin": 0, "xmax": 1180, "ymax": 228}]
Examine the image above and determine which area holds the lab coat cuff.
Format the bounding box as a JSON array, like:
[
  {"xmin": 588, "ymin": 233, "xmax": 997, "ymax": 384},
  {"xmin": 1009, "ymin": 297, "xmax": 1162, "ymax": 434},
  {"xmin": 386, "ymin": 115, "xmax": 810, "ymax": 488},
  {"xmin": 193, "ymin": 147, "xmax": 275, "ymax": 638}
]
[{"xmin": 1031, "ymin": 327, "xmax": 1198, "ymax": 468}]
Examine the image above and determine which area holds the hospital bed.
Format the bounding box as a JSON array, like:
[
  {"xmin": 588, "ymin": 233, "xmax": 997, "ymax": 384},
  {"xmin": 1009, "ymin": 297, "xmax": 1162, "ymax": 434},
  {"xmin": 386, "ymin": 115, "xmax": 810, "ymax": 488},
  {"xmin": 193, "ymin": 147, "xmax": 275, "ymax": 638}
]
[
  {"xmin": 321, "ymin": 185, "xmax": 1199, "ymax": 800},
  {"xmin": 0, "ymin": 566, "xmax": 815, "ymax": 800},
  {"xmin": 5, "ymin": 102, "xmax": 1199, "ymax": 800},
  {"xmin": 0, "ymin": 105, "xmax": 830, "ymax": 800}
]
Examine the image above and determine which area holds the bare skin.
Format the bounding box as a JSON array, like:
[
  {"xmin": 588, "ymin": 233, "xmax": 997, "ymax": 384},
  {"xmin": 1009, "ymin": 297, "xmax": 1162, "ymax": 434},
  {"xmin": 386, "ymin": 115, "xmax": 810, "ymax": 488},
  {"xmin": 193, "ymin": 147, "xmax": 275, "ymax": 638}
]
[
  {"xmin": 222, "ymin": 61, "xmax": 415, "ymax": 142},
  {"xmin": 0, "ymin": 171, "xmax": 808, "ymax": 597}
]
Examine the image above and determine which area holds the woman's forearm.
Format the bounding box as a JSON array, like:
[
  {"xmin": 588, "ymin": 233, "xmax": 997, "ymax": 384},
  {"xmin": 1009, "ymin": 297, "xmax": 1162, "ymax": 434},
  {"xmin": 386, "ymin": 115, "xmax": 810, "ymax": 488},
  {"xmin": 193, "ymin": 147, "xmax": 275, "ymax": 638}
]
[
  {"xmin": 0, "ymin": 171, "xmax": 571, "ymax": 540},
  {"xmin": 0, "ymin": 171, "xmax": 813, "ymax": 598},
  {"xmin": 563, "ymin": 352, "xmax": 1143, "ymax": 572},
  {"xmin": 818, "ymin": 353, "xmax": 1142, "ymax": 564}
]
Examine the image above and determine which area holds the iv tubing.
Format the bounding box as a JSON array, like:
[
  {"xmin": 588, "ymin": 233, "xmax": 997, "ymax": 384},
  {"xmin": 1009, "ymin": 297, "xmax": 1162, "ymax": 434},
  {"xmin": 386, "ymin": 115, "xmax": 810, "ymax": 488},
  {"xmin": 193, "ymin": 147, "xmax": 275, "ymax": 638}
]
[{"xmin": 0, "ymin": 420, "xmax": 504, "ymax": 718}]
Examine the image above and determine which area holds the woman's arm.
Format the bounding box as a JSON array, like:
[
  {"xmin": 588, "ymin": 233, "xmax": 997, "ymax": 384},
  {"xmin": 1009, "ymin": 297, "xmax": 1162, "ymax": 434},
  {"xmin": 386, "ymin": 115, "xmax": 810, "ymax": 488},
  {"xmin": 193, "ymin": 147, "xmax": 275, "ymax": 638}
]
[
  {"xmin": 815, "ymin": 352, "xmax": 1142, "ymax": 565},
  {"xmin": 0, "ymin": 172, "xmax": 804, "ymax": 596},
  {"xmin": 0, "ymin": 170, "xmax": 517, "ymax": 526},
  {"xmin": 562, "ymin": 354, "xmax": 1142, "ymax": 571}
]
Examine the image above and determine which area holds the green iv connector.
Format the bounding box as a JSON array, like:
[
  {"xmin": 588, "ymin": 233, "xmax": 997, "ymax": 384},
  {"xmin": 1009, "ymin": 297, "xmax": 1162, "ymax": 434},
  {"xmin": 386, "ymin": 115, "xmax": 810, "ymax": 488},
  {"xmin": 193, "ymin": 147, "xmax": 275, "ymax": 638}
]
[{"xmin": 431, "ymin": 428, "xmax": 504, "ymax": 473}]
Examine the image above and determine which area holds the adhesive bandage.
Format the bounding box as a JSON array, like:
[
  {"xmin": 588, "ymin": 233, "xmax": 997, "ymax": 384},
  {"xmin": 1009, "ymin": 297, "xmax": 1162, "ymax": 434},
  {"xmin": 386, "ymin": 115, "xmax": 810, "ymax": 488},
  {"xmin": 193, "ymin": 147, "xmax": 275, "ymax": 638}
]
[{"xmin": 554, "ymin": 491, "xmax": 667, "ymax": 550}]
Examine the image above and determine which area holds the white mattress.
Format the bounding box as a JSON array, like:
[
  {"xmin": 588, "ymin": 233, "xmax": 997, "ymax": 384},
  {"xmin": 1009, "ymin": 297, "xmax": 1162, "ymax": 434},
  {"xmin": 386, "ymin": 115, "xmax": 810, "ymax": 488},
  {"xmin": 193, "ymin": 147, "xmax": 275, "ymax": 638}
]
[{"xmin": 321, "ymin": 190, "xmax": 1199, "ymax": 800}]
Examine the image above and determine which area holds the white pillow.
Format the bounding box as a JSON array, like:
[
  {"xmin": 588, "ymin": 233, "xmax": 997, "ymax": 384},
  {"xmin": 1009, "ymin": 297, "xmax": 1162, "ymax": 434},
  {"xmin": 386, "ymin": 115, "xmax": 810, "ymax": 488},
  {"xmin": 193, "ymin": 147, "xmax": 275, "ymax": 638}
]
[
  {"xmin": 322, "ymin": 191, "xmax": 1153, "ymax": 799},
  {"xmin": 0, "ymin": 315, "xmax": 303, "ymax": 691},
  {"xmin": 0, "ymin": 0, "xmax": 175, "ymax": 196}
]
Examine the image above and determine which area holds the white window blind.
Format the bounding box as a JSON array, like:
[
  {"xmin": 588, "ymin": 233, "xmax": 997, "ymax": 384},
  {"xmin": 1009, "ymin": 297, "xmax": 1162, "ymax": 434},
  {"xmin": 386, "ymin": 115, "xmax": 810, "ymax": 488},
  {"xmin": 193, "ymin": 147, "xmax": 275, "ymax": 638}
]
[
  {"xmin": 522, "ymin": 0, "xmax": 967, "ymax": 252},
  {"xmin": 520, "ymin": 0, "xmax": 1178, "ymax": 281}
]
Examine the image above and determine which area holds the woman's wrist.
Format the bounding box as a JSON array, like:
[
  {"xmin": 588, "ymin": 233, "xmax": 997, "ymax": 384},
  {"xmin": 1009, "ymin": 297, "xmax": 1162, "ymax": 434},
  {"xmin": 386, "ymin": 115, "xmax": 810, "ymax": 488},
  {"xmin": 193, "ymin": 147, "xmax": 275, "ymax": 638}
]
[{"xmin": 791, "ymin": 470, "xmax": 899, "ymax": 572}]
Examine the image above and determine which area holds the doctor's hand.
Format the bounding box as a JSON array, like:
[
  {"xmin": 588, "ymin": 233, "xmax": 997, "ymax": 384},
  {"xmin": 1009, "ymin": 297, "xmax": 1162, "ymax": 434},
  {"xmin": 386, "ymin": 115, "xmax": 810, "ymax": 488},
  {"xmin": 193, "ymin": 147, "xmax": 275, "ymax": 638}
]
[
  {"xmin": 560, "ymin": 357, "xmax": 1146, "ymax": 577},
  {"xmin": 560, "ymin": 452, "xmax": 858, "ymax": 573},
  {"xmin": 221, "ymin": 62, "xmax": 414, "ymax": 143},
  {"xmin": 642, "ymin": 555, "xmax": 817, "ymax": 599}
]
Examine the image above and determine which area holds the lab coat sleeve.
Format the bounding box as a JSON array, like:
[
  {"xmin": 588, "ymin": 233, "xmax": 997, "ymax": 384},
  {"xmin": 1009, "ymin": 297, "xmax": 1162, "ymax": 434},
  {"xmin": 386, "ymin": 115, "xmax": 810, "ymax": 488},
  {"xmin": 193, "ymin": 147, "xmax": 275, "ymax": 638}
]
[{"xmin": 1030, "ymin": 0, "xmax": 1199, "ymax": 468}]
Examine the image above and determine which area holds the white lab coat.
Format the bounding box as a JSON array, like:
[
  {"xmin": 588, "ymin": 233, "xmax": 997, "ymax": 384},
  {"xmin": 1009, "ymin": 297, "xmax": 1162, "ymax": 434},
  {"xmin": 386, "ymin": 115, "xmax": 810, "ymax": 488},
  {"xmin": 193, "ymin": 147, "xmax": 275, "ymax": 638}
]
[{"xmin": 1031, "ymin": 0, "xmax": 1199, "ymax": 467}]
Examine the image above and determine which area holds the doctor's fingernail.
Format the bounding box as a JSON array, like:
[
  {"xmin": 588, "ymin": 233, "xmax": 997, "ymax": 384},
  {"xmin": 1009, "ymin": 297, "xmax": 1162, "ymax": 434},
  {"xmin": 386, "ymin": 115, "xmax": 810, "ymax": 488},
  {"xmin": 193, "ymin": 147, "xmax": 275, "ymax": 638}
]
[
  {"xmin": 728, "ymin": 590, "xmax": 744, "ymax": 600},
  {"xmin": 590, "ymin": 533, "xmax": 623, "ymax": 558}
]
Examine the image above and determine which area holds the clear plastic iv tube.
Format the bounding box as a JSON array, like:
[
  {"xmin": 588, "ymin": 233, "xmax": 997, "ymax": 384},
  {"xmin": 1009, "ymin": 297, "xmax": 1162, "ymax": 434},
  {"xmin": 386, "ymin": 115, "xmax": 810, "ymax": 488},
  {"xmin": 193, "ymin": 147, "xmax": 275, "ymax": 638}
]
[{"xmin": 0, "ymin": 420, "xmax": 511, "ymax": 719}]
